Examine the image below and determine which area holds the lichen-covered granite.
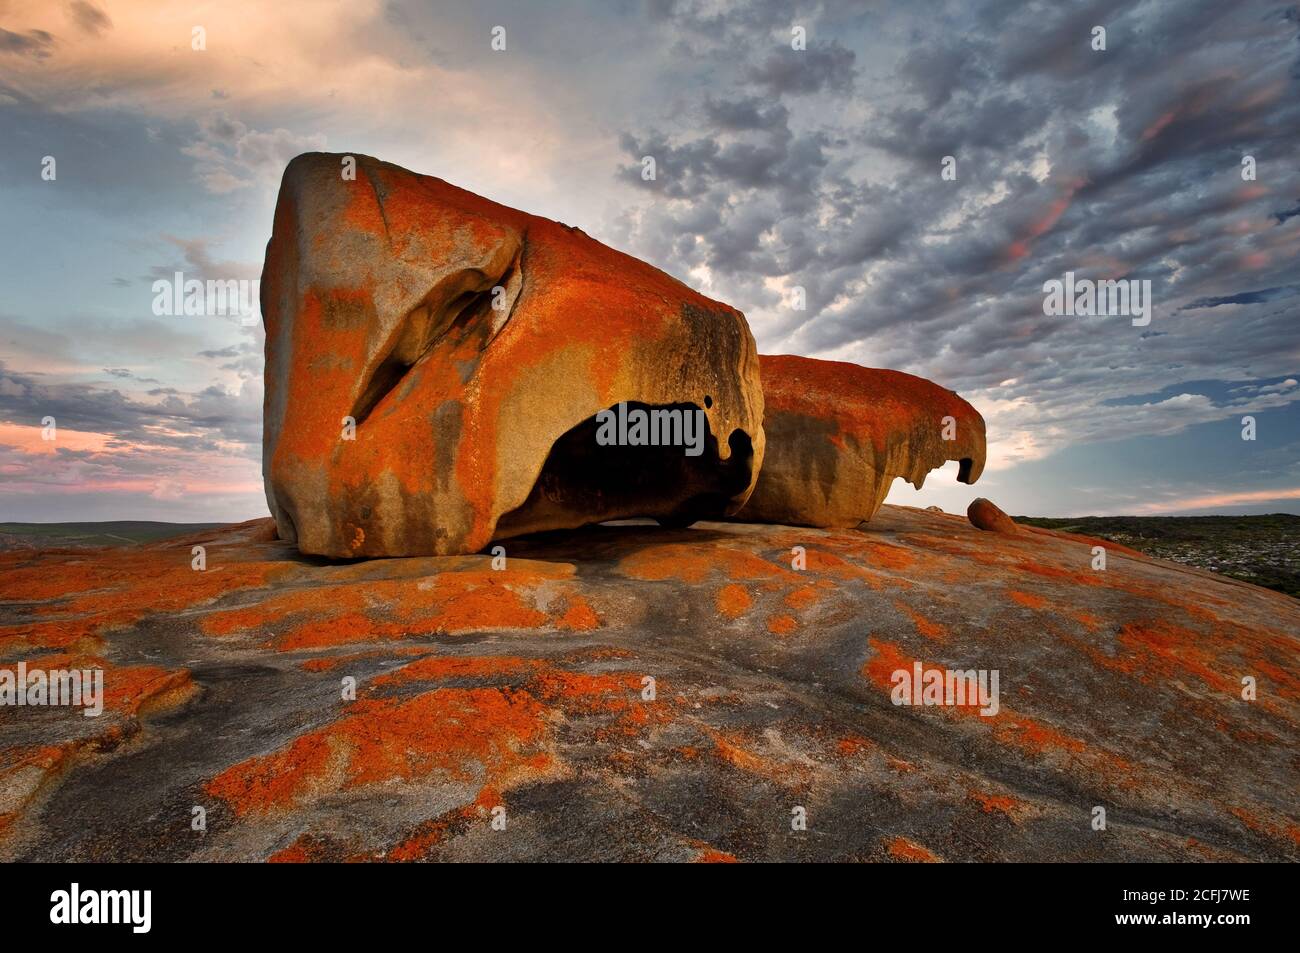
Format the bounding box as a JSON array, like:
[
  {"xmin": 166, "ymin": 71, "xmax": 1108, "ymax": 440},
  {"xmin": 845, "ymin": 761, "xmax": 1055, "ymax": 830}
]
[{"xmin": 1, "ymin": 507, "xmax": 1296, "ymax": 862}]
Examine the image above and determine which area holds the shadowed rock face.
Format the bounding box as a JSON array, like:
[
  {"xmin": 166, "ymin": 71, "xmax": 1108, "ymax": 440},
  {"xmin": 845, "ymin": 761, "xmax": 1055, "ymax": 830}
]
[
  {"xmin": 737, "ymin": 355, "xmax": 986, "ymax": 528},
  {"xmin": 261, "ymin": 153, "xmax": 764, "ymax": 557},
  {"xmin": 2, "ymin": 510, "xmax": 1296, "ymax": 862}
]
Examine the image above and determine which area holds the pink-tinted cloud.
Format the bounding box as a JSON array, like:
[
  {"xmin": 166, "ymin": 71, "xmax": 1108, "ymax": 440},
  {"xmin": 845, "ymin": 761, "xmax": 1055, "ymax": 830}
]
[{"xmin": 1133, "ymin": 487, "xmax": 1300, "ymax": 514}]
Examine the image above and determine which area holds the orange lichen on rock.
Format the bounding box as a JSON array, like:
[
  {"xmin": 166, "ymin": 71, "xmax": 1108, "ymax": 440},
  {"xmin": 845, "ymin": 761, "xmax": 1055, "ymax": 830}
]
[
  {"xmin": 620, "ymin": 542, "xmax": 792, "ymax": 585},
  {"xmin": 525, "ymin": 669, "xmax": 646, "ymax": 716},
  {"xmin": 766, "ymin": 614, "xmax": 798, "ymax": 635},
  {"xmin": 969, "ymin": 790, "xmax": 1026, "ymax": 818},
  {"xmin": 1008, "ymin": 590, "xmax": 1048, "ymax": 610},
  {"xmin": 694, "ymin": 848, "xmax": 740, "ymax": 863},
  {"xmin": 896, "ymin": 603, "xmax": 949, "ymax": 641},
  {"xmin": 704, "ymin": 727, "xmax": 808, "ymax": 786},
  {"xmin": 837, "ymin": 735, "xmax": 874, "ymax": 757},
  {"xmin": 886, "ymin": 836, "xmax": 940, "ymax": 862},
  {"xmin": 861, "ymin": 638, "xmax": 1115, "ymax": 768},
  {"xmin": 205, "ymin": 687, "xmax": 554, "ymax": 816},
  {"xmin": 198, "ymin": 565, "xmax": 603, "ymax": 650},
  {"xmin": 556, "ymin": 597, "xmax": 600, "ymax": 631},
  {"xmin": 736, "ymin": 354, "xmax": 986, "ymax": 528},
  {"xmin": 782, "ymin": 585, "xmax": 820, "ymax": 611},
  {"xmin": 371, "ymin": 654, "xmax": 541, "ymax": 687},
  {"xmin": 716, "ymin": 583, "xmax": 753, "ymax": 619},
  {"xmin": 0, "ymin": 744, "xmax": 76, "ymax": 836},
  {"xmin": 1112, "ymin": 619, "xmax": 1247, "ymax": 696},
  {"xmin": 0, "ymin": 653, "xmax": 194, "ymax": 717},
  {"xmin": 0, "ymin": 543, "xmax": 283, "ymax": 650}
]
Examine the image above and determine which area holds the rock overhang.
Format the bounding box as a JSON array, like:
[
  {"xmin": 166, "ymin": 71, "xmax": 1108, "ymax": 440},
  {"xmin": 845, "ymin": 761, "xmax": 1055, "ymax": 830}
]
[{"xmin": 262, "ymin": 152, "xmax": 766, "ymax": 557}]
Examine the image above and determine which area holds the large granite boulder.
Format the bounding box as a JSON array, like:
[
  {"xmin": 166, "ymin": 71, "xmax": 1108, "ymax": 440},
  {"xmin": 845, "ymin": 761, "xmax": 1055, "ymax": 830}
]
[
  {"xmin": 969, "ymin": 497, "xmax": 1019, "ymax": 534},
  {"xmin": 261, "ymin": 153, "xmax": 765, "ymax": 557},
  {"xmin": 737, "ymin": 354, "xmax": 986, "ymax": 528}
]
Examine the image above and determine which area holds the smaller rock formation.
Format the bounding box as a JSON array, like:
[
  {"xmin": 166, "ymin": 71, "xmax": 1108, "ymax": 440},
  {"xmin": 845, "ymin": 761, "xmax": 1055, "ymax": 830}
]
[
  {"xmin": 968, "ymin": 497, "xmax": 1018, "ymax": 533},
  {"xmin": 736, "ymin": 355, "xmax": 986, "ymax": 528}
]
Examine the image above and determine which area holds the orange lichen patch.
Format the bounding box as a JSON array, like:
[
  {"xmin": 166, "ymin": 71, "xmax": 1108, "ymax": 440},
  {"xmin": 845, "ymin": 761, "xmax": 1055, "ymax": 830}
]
[
  {"xmin": 792, "ymin": 545, "xmax": 897, "ymax": 590},
  {"xmin": 379, "ymin": 782, "xmax": 508, "ymax": 862},
  {"xmin": 837, "ymin": 735, "xmax": 874, "ymax": 758},
  {"xmin": 782, "ymin": 585, "xmax": 820, "ymax": 611},
  {"xmin": 767, "ymin": 614, "xmax": 797, "ymax": 635},
  {"xmin": 1110, "ymin": 619, "xmax": 1243, "ymax": 696},
  {"xmin": 858, "ymin": 542, "xmax": 916, "ymax": 572},
  {"xmin": 861, "ymin": 639, "xmax": 1108, "ymax": 764},
  {"xmin": 695, "ymin": 848, "xmax": 739, "ymax": 863},
  {"xmin": 201, "ymin": 568, "xmax": 599, "ymax": 651},
  {"xmin": 896, "ymin": 602, "xmax": 948, "ymax": 641},
  {"xmin": 0, "ymin": 744, "xmax": 74, "ymax": 831},
  {"xmin": 716, "ymin": 584, "xmax": 753, "ymax": 620},
  {"xmin": 969, "ymin": 789, "xmax": 1028, "ymax": 819},
  {"xmin": 1229, "ymin": 805, "xmax": 1263, "ymax": 833},
  {"xmin": 620, "ymin": 543, "xmax": 793, "ymax": 585},
  {"xmin": 267, "ymin": 834, "xmax": 333, "ymax": 863},
  {"xmin": 1227, "ymin": 805, "xmax": 1300, "ymax": 849},
  {"xmin": 704, "ymin": 728, "xmax": 805, "ymax": 786},
  {"xmin": 277, "ymin": 613, "xmax": 378, "ymax": 651},
  {"xmin": 1008, "ymin": 590, "xmax": 1048, "ymax": 610},
  {"xmin": 103, "ymin": 666, "xmax": 195, "ymax": 716},
  {"xmin": 860, "ymin": 637, "xmax": 915, "ymax": 692},
  {"xmin": 0, "ymin": 619, "xmax": 104, "ymax": 653},
  {"xmin": 417, "ymin": 580, "xmax": 549, "ymax": 635},
  {"xmin": 526, "ymin": 669, "xmax": 646, "ymax": 716},
  {"xmin": 556, "ymin": 597, "xmax": 600, "ymax": 631},
  {"xmin": 0, "ymin": 548, "xmax": 284, "ymax": 649},
  {"xmin": 1072, "ymin": 610, "xmax": 1102, "ymax": 631},
  {"xmin": 886, "ymin": 836, "xmax": 940, "ymax": 862},
  {"xmin": 0, "ymin": 653, "xmax": 194, "ymax": 717},
  {"xmin": 992, "ymin": 717, "xmax": 1087, "ymax": 755},
  {"xmin": 371, "ymin": 655, "xmax": 541, "ymax": 687},
  {"xmin": 205, "ymin": 686, "xmax": 553, "ymax": 817}
]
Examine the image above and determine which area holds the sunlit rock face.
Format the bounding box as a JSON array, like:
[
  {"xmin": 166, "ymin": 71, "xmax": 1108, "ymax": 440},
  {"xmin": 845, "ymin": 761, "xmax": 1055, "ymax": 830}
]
[
  {"xmin": 736, "ymin": 354, "xmax": 986, "ymax": 528},
  {"xmin": 968, "ymin": 497, "xmax": 1019, "ymax": 533},
  {"xmin": 261, "ymin": 153, "xmax": 765, "ymax": 557}
]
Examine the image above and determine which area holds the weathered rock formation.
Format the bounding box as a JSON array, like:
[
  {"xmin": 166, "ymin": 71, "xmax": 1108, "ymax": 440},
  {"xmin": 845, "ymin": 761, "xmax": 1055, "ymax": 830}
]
[
  {"xmin": 969, "ymin": 497, "xmax": 1019, "ymax": 533},
  {"xmin": 736, "ymin": 354, "xmax": 986, "ymax": 528},
  {"xmin": 262, "ymin": 153, "xmax": 764, "ymax": 557},
  {"xmin": 3, "ymin": 510, "xmax": 1296, "ymax": 862}
]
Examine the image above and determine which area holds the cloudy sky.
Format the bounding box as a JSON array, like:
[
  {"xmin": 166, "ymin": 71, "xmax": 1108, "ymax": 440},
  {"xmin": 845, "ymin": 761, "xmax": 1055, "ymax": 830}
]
[{"xmin": 1, "ymin": 0, "xmax": 1297, "ymax": 523}]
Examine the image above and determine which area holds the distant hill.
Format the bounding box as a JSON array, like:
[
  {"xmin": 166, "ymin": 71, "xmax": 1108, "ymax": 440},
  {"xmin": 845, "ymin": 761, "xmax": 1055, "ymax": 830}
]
[
  {"xmin": 0, "ymin": 521, "xmax": 224, "ymax": 551},
  {"xmin": 1016, "ymin": 514, "xmax": 1299, "ymax": 598}
]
